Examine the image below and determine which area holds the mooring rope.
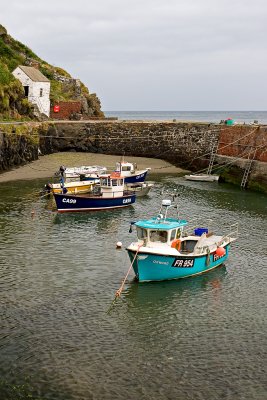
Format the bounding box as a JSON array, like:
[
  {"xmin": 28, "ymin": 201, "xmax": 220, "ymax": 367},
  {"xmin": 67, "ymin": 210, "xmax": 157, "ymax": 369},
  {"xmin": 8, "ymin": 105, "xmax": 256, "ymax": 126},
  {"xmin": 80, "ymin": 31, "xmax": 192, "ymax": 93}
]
[
  {"xmin": 115, "ymin": 242, "xmax": 143, "ymax": 298},
  {"xmin": 107, "ymin": 242, "xmax": 143, "ymax": 313},
  {"xmin": 188, "ymin": 139, "xmax": 267, "ymax": 176}
]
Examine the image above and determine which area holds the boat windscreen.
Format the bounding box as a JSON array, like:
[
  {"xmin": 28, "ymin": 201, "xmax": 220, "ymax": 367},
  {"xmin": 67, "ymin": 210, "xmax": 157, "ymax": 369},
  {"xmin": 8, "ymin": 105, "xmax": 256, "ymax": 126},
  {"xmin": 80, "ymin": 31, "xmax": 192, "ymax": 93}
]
[
  {"xmin": 149, "ymin": 230, "xmax": 168, "ymax": 243},
  {"xmin": 137, "ymin": 227, "xmax": 147, "ymax": 240},
  {"xmin": 101, "ymin": 178, "xmax": 110, "ymax": 186}
]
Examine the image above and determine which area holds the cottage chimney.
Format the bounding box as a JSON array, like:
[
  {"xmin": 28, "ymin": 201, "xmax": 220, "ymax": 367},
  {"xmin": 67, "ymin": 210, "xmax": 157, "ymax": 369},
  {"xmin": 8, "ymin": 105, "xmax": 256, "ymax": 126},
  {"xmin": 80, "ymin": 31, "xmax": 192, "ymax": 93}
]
[{"xmin": 31, "ymin": 61, "xmax": 40, "ymax": 70}]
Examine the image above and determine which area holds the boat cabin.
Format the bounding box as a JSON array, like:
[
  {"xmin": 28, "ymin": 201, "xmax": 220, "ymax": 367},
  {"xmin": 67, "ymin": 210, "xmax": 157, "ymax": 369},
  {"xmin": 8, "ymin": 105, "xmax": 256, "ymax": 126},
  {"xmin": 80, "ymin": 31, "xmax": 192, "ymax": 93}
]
[
  {"xmin": 135, "ymin": 217, "xmax": 188, "ymax": 247},
  {"xmin": 100, "ymin": 174, "xmax": 125, "ymax": 198},
  {"xmin": 115, "ymin": 162, "xmax": 135, "ymax": 176},
  {"xmin": 134, "ymin": 219, "xmax": 209, "ymax": 254}
]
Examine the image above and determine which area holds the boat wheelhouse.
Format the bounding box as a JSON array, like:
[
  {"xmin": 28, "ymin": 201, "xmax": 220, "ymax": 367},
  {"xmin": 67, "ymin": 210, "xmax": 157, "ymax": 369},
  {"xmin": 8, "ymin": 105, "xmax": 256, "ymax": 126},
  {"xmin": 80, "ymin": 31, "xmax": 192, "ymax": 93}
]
[{"xmin": 115, "ymin": 161, "xmax": 150, "ymax": 184}]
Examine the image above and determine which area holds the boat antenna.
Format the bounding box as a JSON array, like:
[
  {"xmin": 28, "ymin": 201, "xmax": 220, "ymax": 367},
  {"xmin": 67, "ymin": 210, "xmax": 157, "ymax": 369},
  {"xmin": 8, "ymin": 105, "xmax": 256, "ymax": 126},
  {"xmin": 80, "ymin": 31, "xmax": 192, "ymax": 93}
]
[{"xmin": 158, "ymin": 189, "xmax": 180, "ymax": 220}]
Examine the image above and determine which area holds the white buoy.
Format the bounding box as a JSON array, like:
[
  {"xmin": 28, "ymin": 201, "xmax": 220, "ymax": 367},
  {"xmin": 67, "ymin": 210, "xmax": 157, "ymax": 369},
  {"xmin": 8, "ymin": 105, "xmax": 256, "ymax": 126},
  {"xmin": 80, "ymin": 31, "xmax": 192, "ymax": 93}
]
[{"xmin": 116, "ymin": 241, "xmax": 122, "ymax": 249}]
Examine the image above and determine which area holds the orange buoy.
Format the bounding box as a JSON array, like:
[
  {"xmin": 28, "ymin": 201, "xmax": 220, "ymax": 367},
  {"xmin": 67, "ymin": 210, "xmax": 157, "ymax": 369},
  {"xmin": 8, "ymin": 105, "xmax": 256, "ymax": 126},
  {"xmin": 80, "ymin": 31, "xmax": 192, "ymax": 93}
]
[{"xmin": 216, "ymin": 247, "xmax": 226, "ymax": 256}]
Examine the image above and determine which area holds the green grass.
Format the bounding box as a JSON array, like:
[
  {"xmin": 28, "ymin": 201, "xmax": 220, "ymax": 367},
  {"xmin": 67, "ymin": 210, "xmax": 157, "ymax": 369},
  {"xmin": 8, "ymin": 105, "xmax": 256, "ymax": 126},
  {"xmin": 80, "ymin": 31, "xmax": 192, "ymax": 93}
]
[{"xmin": 0, "ymin": 24, "xmax": 104, "ymax": 119}]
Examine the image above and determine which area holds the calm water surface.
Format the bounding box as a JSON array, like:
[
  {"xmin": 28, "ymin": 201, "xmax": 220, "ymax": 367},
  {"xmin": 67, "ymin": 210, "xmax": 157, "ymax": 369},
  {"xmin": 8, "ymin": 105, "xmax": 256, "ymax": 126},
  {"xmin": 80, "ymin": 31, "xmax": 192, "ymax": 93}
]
[{"xmin": 0, "ymin": 176, "xmax": 266, "ymax": 400}]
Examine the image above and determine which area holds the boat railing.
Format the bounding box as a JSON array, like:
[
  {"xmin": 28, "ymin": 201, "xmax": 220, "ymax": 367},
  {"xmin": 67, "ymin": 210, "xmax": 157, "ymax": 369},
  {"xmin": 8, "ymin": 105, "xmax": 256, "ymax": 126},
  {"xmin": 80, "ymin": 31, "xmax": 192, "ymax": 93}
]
[
  {"xmin": 217, "ymin": 222, "xmax": 239, "ymax": 245},
  {"xmin": 183, "ymin": 219, "xmax": 239, "ymax": 241},
  {"xmin": 71, "ymin": 189, "xmax": 133, "ymax": 198},
  {"xmin": 182, "ymin": 218, "xmax": 214, "ymax": 236}
]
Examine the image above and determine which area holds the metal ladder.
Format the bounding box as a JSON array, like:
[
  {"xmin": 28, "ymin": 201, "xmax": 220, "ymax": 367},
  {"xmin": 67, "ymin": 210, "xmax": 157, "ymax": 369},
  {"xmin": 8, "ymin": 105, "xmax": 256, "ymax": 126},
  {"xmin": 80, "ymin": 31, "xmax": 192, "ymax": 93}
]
[
  {"xmin": 207, "ymin": 143, "xmax": 218, "ymax": 175},
  {"xmin": 240, "ymin": 149, "xmax": 257, "ymax": 189}
]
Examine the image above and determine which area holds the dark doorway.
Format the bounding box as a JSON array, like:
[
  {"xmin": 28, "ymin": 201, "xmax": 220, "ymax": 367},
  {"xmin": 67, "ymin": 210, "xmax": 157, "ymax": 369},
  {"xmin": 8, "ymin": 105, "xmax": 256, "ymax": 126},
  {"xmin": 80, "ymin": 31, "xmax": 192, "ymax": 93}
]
[{"xmin": 24, "ymin": 86, "xmax": 29, "ymax": 97}]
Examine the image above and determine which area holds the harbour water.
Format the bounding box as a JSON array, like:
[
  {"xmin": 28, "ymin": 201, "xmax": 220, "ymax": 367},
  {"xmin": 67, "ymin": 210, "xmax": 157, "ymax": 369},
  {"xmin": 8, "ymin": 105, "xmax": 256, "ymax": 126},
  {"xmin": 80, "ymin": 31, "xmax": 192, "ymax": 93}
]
[
  {"xmin": 0, "ymin": 175, "xmax": 267, "ymax": 399},
  {"xmin": 104, "ymin": 110, "xmax": 267, "ymax": 124}
]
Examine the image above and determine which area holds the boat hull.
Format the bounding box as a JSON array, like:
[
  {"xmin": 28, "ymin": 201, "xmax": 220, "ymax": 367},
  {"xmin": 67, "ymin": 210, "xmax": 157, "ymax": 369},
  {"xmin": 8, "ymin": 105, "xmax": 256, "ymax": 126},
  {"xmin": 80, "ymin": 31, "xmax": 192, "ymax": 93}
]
[
  {"xmin": 124, "ymin": 170, "xmax": 149, "ymax": 184},
  {"xmin": 52, "ymin": 182, "xmax": 94, "ymax": 194},
  {"xmin": 126, "ymin": 183, "xmax": 153, "ymax": 197},
  {"xmin": 81, "ymin": 170, "xmax": 149, "ymax": 184},
  {"xmin": 54, "ymin": 193, "xmax": 136, "ymax": 213},
  {"xmin": 185, "ymin": 174, "xmax": 219, "ymax": 182},
  {"xmin": 127, "ymin": 246, "xmax": 229, "ymax": 282},
  {"xmin": 80, "ymin": 175, "xmax": 101, "ymax": 182}
]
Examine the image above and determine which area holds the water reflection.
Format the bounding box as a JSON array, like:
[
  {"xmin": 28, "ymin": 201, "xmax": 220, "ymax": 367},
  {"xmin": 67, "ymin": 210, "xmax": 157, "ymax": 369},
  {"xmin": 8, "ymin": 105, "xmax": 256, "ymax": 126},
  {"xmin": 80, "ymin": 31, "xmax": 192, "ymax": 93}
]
[
  {"xmin": 53, "ymin": 207, "xmax": 136, "ymax": 234},
  {"xmin": 123, "ymin": 265, "xmax": 227, "ymax": 309},
  {"xmin": 1, "ymin": 176, "xmax": 267, "ymax": 400}
]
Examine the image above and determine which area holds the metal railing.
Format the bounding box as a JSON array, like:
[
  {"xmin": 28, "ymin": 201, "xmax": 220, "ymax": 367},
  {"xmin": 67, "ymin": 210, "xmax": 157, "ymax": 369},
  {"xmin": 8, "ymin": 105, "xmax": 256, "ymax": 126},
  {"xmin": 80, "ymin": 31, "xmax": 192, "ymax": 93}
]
[
  {"xmin": 182, "ymin": 218, "xmax": 214, "ymax": 237},
  {"xmin": 216, "ymin": 222, "xmax": 239, "ymax": 245}
]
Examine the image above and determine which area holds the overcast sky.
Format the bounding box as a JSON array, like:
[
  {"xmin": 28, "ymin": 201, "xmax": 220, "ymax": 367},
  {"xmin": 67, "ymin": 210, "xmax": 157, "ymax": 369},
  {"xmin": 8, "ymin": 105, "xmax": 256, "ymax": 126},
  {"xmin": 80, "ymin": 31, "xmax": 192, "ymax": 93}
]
[{"xmin": 1, "ymin": 0, "xmax": 267, "ymax": 110}]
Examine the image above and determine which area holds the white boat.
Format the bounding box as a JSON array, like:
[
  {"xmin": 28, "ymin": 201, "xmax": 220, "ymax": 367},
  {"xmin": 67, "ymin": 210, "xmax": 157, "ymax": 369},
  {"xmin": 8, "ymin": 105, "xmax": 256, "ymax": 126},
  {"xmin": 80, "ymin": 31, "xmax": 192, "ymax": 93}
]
[
  {"xmin": 185, "ymin": 143, "xmax": 220, "ymax": 182},
  {"xmin": 81, "ymin": 161, "xmax": 151, "ymax": 184},
  {"xmin": 115, "ymin": 161, "xmax": 150, "ymax": 184},
  {"xmin": 184, "ymin": 174, "xmax": 219, "ymax": 182},
  {"xmin": 58, "ymin": 165, "xmax": 107, "ymax": 180},
  {"xmin": 126, "ymin": 182, "xmax": 154, "ymax": 197}
]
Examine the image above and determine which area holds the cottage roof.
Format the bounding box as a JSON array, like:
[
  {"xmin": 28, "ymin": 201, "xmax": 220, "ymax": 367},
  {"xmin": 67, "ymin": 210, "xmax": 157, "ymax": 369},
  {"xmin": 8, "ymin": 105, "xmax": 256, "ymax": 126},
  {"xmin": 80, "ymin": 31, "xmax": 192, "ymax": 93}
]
[{"xmin": 18, "ymin": 65, "xmax": 50, "ymax": 82}]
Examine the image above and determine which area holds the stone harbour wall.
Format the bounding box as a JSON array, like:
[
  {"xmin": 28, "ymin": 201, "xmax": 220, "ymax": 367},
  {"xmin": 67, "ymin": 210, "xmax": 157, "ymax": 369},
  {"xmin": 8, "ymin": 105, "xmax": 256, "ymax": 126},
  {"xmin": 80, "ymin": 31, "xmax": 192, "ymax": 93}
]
[
  {"xmin": 0, "ymin": 123, "xmax": 40, "ymax": 172},
  {"xmin": 39, "ymin": 121, "xmax": 267, "ymax": 192},
  {"xmin": 218, "ymin": 125, "xmax": 267, "ymax": 162},
  {"xmin": 40, "ymin": 121, "xmax": 221, "ymax": 169},
  {"xmin": 1, "ymin": 120, "xmax": 267, "ymax": 192}
]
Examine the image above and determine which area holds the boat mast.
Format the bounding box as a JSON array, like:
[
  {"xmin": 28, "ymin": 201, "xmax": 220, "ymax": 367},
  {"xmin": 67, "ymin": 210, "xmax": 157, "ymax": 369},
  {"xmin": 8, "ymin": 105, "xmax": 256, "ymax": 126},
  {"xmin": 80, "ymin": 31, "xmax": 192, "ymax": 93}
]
[
  {"xmin": 119, "ymin": 153, "xmax": 125, "ymax": 173},
  {"xmin": 158, "ymin": 200, "xmax": 172, "ymax": 221}
]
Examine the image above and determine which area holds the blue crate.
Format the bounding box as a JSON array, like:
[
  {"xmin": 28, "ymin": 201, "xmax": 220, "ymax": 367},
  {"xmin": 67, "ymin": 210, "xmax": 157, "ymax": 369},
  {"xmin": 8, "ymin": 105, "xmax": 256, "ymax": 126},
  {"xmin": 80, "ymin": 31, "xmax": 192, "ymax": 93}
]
[{"xmin": 194, "ymin": 227, "xmax": 209, "ymax": 236}]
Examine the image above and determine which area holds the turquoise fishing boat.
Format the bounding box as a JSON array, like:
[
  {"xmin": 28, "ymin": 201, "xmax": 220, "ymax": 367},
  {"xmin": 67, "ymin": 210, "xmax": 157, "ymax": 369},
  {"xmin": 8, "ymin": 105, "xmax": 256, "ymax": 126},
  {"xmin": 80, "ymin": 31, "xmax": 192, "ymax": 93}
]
[{"xmin": 127, "ymin": 200, "xmax": 238, "ymax": 282}]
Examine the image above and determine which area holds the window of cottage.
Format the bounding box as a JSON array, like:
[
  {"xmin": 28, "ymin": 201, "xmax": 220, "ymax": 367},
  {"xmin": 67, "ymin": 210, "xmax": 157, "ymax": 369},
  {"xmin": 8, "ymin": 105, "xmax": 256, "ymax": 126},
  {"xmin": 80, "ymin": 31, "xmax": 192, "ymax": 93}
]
[
  {"xmin": 40, "ymin": 88, "xmax": 43, "ymax": 97},
  {"xmin": 24, "ymin": 86, "xmax": 29, "ymax": 97}
]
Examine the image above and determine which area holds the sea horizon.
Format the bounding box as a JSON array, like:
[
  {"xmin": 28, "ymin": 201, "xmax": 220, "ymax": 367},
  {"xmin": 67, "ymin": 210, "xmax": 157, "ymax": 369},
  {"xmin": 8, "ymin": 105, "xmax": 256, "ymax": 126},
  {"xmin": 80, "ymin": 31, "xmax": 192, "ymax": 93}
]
[{"xmin": 104, "ymin": 110, "xmax": 267, "ymax": 124}]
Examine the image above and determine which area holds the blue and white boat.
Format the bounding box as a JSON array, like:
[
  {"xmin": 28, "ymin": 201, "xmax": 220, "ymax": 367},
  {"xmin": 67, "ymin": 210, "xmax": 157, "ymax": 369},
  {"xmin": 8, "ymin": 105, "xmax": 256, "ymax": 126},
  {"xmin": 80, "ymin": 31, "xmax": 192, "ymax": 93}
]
[
  {"xmin": 81, "ymin": 161, "xmax": 150, "ymax": 184},
  {"xmin": 115, "ymin": 161, "xmax": 150, "ymax": 184},
  {"xmin": 53, "ymin": 173, "xmax": 136, "ymax": 213},
  {"xmin": 127, "ymin": 199, "xmax": 238, "ymax": 282}
]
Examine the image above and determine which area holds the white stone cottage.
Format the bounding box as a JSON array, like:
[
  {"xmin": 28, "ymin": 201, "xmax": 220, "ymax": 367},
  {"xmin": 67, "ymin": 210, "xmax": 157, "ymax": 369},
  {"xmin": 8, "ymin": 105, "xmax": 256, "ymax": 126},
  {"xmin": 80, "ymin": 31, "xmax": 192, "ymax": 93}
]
[{"xmin": 12, "ymin": 65, "xmax": 50, "ymax": 116}]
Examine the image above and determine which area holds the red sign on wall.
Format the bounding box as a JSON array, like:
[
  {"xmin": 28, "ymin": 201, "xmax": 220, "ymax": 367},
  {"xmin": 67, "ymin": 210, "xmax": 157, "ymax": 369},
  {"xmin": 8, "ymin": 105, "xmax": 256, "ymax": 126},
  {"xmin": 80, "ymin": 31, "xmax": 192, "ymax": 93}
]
[{"xmin": 53, "ymin": 105, "xmax": 60, "ymax": 113}]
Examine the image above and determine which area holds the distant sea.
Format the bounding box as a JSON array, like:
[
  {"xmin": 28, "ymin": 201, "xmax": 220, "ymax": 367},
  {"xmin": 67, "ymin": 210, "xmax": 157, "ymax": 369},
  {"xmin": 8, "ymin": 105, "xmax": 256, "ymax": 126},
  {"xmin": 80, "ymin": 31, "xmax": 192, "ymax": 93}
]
[{"xmin": 104, "ymin": 110, "xmax": 267, "ymax": 124}]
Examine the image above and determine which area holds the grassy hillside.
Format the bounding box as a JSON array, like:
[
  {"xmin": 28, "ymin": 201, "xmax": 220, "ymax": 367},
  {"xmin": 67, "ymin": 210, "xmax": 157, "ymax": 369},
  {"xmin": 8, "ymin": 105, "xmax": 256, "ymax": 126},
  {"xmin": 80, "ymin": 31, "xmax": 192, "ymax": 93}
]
[{"xmin": 0, "ymin": 24, "xmax": 104, "ymax": 119}]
